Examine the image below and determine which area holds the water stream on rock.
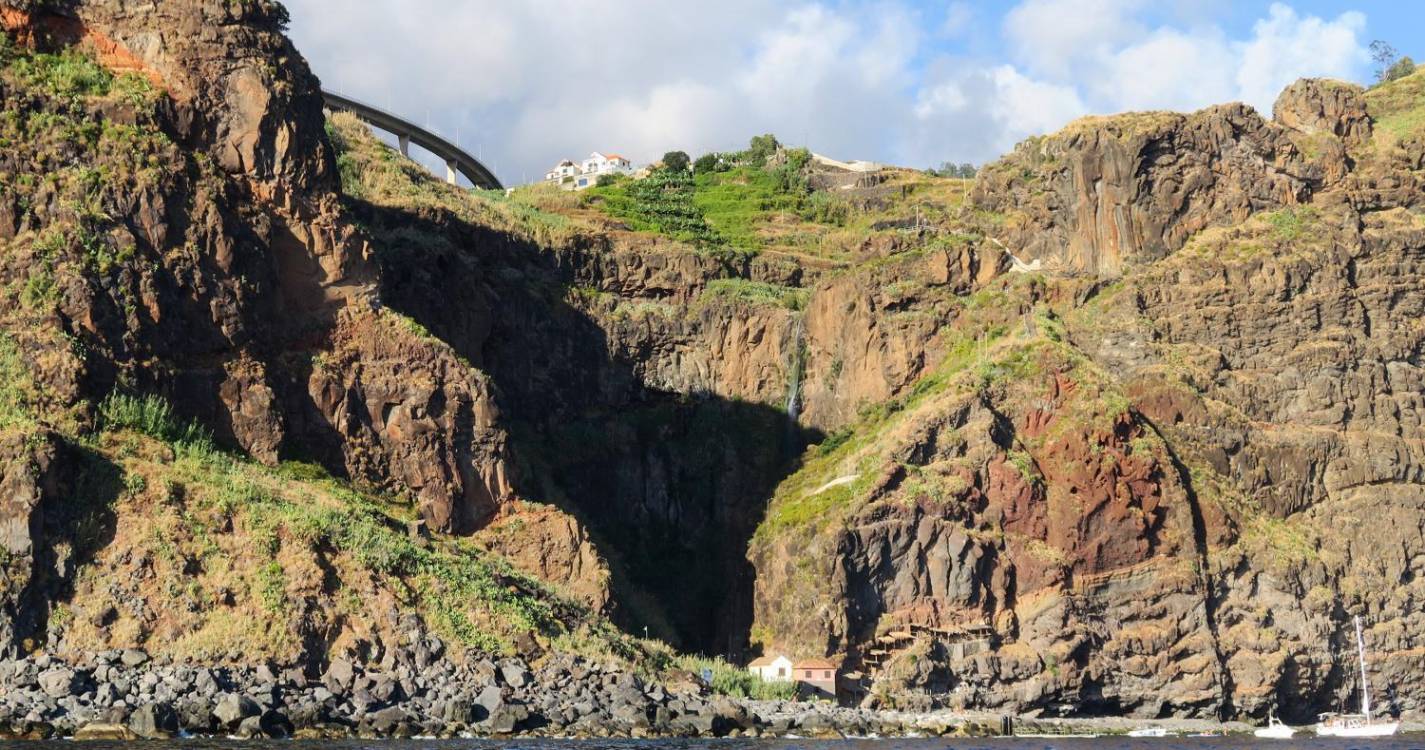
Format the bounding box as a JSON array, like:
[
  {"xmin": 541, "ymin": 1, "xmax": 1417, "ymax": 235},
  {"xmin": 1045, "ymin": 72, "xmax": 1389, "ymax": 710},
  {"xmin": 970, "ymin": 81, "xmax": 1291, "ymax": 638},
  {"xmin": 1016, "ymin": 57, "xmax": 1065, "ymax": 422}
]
[{"xmin": 785, "ymin": 314, "xmax": 806, "ymax": 424}]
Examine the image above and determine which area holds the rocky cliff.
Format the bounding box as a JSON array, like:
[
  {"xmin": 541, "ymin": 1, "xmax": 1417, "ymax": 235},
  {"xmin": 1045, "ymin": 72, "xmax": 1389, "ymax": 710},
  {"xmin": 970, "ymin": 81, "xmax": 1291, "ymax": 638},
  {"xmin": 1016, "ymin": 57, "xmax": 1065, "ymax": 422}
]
[
  {"xmin": 3, "ymin": 0, "xmax": 1425, "ymax": 727},
  {"xmin": 750, "ymin": 74, "xmax": 1425, "ymax": 720}
]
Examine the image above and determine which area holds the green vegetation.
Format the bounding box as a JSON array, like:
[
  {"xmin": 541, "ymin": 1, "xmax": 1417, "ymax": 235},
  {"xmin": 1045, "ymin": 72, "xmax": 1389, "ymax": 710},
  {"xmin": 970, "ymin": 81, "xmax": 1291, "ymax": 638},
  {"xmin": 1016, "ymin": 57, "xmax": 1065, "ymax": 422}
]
[
  {"xmin": 700, "ymin": 278, "xmax": 808, "ymax": 310},
  {"xmin": 1365, "ymin": 65, "xmax": 1425, "ymax": 147},
  {"xmin": 0, "ymin": 333, "xmax": 36, "ymax": 431},
  {"xmin": 581, "ymin": 135, "xmax": 857, "ymax": 255},
  {"xmin": 1265, "ymin": 206, "xmax": 1320, "ymax": 242},
  {"xmin": 584, "ymin": 168, "xmax": 721, "ymax": 247},
  {"xmin": 3, "ymin": 41, "xmax": 113, "ymax": 99},
  {"xmin": 926, "ymin": 161, "xmax": 978, "ymax": 178},
  {"xmin": 75, "ymin": 392, "xmax": 600, "ymax": 658},
  {"xmin": 327, "ymin": 112, "xmax": 574, "ymax": 246},
  {"xmin": 98, "ymin": 392, "xmax": 214, "ymax": 453},
  {"xmin": 661, "ymin": 150, "xmax": 690, "ymax": 172},
  {"xmin": 670, "ymin": 655, "xmax": 799, "ymax": 700}
]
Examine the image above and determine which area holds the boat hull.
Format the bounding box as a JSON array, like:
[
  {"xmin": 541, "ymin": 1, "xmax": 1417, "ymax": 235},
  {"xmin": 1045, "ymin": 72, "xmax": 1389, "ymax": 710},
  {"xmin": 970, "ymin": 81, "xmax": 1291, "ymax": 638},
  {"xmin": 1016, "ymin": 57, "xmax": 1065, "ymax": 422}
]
[
  {"xmin": 1316, "ymin": 721, "xmax": 1400, "ymax": 737},
  {"xmin": 1253, "ymin": 726, "xmax": 1295, "ymax": 739}
]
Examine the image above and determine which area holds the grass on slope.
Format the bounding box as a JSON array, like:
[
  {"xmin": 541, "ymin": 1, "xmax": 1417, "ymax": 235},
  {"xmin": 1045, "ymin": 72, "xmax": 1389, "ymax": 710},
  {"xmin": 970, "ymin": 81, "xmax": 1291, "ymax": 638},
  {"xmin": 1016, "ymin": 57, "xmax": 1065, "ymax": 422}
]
[
  {"xmin": 1366, "ymin": 66, "xmax": 1425, "ymax": 147},
  {"xmin": 546, "ymin": 145, "xmax": 976, "ymax": 263},
  {"xmin": 34, "ymin": 392, "xmax": 620, "ymax": 662},
  {"xmin": 327, "ymin": 111, "xmax": 578, "ymax": 247}
]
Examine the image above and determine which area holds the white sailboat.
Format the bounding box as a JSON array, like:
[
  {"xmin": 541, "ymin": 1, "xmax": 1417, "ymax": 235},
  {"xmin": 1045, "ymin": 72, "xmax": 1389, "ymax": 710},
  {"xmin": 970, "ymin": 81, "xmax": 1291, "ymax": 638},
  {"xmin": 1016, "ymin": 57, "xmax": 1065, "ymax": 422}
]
[
  {"xmin": 1315, "ymin": 615, "xmax": 1399, "ymax": 737},
  {"xmin": 1253, "ymin": 711, "xmax": 1295, "ymax": 739}
]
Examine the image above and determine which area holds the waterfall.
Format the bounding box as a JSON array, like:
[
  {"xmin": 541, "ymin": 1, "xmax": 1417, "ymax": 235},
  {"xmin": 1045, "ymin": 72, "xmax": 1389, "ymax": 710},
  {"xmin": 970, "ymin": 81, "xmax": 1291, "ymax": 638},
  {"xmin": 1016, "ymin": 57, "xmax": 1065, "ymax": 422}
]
[{"xmin": 785, "ymin": 314, "xmax": 806, "ymax": 423}]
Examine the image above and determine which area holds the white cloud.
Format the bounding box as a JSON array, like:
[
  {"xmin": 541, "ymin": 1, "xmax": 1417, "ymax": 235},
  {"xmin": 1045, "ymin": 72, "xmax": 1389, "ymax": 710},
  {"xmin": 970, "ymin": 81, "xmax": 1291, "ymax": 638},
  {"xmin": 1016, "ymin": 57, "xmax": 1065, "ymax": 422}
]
[
  {"xmin": 1235, "ymin": 3, "xmax": 1368, "ymax": 113},
  {"xmin": 281, "ymin": 1, "xmax": 1371, "ymax": 183},
  {"xmin": 1001, "ymin": 0, "xmax": 1368, "ymax": 117},
  {"xmin": 1003, "ymin": 0, "xmax": 1147, "ymax": 76},
  {"xmin": 1093, "ymin": 28, "xmax": 1238, "ymax": 112}
]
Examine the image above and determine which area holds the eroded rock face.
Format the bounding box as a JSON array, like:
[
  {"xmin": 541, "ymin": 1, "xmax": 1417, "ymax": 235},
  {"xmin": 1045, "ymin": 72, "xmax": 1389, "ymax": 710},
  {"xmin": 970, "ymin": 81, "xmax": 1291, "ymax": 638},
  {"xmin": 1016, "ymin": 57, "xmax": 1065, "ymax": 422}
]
[
  {"xmin": 972, "ymin": 105, "xmax": 1334, "ymax": 275},
  {"xmin": 0, "ymin": 433, "xmax": 59, "ymax": 653},
  {"xmin": 1273, "ymin": 79, "xmax": 1372, "ymax": 145},
  {"xmin": 0, "ymin": 0, "xmax": 519, "ymax": 537},
  {"xmin": 0, "ymin": 0, "xmax": 336, "ymax": 191}
]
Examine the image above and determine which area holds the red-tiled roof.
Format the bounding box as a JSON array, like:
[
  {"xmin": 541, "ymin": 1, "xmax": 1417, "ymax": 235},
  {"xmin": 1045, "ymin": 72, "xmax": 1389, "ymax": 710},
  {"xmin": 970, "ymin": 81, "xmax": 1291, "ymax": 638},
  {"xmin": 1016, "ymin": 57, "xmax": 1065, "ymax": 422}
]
[
  {"xmin": 793, "ymin": 658, "xmax": 839, "ymax": 670},
  {"xmin": 748, "ymin": 654, "xmax": 785, "ymax": 667}
]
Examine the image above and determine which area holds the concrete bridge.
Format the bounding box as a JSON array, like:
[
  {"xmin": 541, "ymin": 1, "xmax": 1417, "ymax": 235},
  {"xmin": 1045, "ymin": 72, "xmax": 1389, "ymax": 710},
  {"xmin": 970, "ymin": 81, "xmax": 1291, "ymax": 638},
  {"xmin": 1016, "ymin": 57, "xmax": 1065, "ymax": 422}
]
[{"xmin": 321, "ymin": 90, "xmax": 503, "ymax": 190}]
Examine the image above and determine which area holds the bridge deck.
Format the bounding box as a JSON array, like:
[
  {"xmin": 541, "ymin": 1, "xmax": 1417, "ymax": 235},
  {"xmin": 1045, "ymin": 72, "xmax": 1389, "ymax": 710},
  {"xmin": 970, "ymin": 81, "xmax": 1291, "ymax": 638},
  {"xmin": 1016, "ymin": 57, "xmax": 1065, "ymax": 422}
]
[{"xmin": 321, "ymin": 90, "xmax": 502, "ymax": 190}]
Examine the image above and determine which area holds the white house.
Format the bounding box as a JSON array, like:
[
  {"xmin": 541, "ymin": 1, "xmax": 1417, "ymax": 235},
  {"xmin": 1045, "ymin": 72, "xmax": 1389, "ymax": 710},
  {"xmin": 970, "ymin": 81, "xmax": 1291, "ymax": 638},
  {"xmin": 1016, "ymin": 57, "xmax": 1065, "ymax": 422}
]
[
  {"xmin": 582, "ymin": 152, "xmax": 632, "ymax": 176},
  {"xmin": 544, "ymin": 151, "xmax": 636, "ymax": 190},
  {"xmin": 543, "ymin": 159, "xmax": 579, "ymax": 183},
  {"xmin": 747, "ymin": 653, "xmax": 794, "ymax": 682}
]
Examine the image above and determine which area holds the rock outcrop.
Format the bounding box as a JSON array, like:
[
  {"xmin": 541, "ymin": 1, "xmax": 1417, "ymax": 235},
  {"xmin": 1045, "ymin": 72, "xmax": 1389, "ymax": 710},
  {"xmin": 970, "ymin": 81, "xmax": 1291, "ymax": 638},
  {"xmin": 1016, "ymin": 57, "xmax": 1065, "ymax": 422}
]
[
  {"xmin": 749, "ymin": 69, "xmax": 1425, "ymax": 721},
  {"xmin": 0, "ymin": 0, "xmax": 517, "ymax": 536},
  {"xmin": 970, "ymin": 96, "xmax": 1361, "ymax": 275}
]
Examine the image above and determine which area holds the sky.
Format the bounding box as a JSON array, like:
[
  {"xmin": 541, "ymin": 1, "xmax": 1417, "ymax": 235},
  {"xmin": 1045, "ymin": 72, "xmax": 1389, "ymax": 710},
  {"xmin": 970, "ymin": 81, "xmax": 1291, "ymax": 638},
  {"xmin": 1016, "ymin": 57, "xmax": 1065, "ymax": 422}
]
[{"xmin": 282, "ymin": 1, "xmax": 1424, "ymax": 187}]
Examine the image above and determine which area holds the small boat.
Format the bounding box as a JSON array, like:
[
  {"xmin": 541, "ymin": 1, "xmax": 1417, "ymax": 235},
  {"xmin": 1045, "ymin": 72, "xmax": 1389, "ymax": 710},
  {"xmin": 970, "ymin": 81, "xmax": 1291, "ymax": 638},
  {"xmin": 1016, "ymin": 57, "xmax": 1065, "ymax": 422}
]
[
  {"xmin": 1315, "ymin": 615, "xmax": 1400, "ymax": 738},
  {"xmin": 1253, "ymin": 712, "xmax": 1295, "ymax": 739},
  {"xmin": 1127, "ymin": 727, "xmax": 1169, "ymax": 737}
]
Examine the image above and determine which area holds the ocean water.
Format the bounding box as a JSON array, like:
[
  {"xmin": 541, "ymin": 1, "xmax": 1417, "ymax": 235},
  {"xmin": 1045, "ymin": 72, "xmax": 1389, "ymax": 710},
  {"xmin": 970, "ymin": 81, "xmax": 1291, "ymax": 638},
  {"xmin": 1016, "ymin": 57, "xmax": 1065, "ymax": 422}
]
[{"xmin": 14, "ymin": 739, "xmax": 1422, "ymax": 750}]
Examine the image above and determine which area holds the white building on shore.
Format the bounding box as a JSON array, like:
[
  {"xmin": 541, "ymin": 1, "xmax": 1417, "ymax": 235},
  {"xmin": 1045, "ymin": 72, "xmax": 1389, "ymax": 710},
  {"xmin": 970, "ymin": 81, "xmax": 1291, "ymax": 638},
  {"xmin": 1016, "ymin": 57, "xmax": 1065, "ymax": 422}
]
[{"xmin": 747, "ymin": 654, "xmax": 793, "ymax": 682}]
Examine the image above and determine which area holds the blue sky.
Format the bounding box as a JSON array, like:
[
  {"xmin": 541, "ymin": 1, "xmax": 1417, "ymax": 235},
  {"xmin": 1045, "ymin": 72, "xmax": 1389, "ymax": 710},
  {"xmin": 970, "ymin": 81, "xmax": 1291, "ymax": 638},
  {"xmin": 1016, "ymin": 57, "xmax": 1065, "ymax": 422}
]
[{"xmin": 283, "ymin": 1, "xmax": 1421, "ymax": 186}]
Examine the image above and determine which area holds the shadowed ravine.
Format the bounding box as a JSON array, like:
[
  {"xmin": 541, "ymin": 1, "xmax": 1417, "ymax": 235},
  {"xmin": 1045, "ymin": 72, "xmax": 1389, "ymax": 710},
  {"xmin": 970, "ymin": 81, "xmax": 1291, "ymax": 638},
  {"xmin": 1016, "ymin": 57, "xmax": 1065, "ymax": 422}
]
[{"xmin": 346, "ymin": 195, "xmax": 820, "ymax": 656}]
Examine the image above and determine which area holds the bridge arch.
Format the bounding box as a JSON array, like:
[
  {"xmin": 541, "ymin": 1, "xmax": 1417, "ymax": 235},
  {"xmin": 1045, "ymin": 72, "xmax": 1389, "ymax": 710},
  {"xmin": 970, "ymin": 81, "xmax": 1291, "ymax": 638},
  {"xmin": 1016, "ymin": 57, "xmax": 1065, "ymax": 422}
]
[{"xmin": 321, "ymin": 90, "xmax": 503, "ymax": 190}]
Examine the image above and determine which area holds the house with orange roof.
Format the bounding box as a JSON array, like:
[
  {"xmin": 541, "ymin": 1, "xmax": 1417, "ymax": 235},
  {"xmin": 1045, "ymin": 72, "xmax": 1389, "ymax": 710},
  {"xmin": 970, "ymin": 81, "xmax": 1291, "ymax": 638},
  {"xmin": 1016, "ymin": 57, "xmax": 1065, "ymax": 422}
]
[{"xmin": 793, "ymin": 657, "xmax": 840, "ymax": 699}]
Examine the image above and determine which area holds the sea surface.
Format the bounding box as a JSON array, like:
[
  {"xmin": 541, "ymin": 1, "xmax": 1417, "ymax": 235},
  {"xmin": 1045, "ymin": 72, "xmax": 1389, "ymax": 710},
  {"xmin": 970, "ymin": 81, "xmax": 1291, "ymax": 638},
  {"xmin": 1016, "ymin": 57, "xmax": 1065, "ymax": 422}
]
[{"xmin": 9, "ymin": 739, "xmax": 1422, "ymax": 750}]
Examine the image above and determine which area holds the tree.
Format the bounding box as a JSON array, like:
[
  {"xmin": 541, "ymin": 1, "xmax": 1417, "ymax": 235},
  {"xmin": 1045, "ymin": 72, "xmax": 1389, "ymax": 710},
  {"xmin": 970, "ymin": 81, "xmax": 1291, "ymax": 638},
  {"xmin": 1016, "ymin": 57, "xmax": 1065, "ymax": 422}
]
[
  {"xmin": 693, "ymin": 153, "xmax": 720, "ymax": 173},
  {"xmin": 927, "ymin": 161, "xmax": 977, "ymax": 178},
  {"xmin": 1384, "ymin": 56, "xmax": 1416, "ymax": 84},
  {"xmin": 1371, "ymin": 40, "xmax": 1402, "ymax": 82},
  {"xmin": 746, "ymin": 134, "xmax": 781, "ymax": 167},
  {"xmin": 662, "ymin": 150, "xmax": 691, "ymax": 173}
]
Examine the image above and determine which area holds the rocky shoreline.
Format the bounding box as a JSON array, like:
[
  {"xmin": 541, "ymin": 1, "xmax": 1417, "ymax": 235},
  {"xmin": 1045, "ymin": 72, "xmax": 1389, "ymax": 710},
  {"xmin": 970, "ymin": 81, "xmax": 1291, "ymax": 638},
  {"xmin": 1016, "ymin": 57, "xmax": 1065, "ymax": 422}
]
[
  {"xmin": 0, "ymin": 645, "xmax": 980, "ymax": 740},
  {"xmin": 0, "ymin": 641, "xmax": 1309, "ymax": 741}
]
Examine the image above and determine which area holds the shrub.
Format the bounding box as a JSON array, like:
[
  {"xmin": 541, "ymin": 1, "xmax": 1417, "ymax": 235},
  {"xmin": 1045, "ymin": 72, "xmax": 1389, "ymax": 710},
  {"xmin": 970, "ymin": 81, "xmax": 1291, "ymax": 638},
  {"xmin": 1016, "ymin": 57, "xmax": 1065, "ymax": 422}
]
[
  {"xmin": 745, "ymin": 133, "xmax": 780, "ymax": 167},
  {"xmin": 693, "ymin": 152, "xmax": 721, "ymax": 173},
  {"xmin": 702, "ymin": 278, "xmax": 808, "ymax": 310},
  {"xmin": 1384, "ymin": 56, "xmax": 1416, "ymax": 84},
  {"xmin": 7, "ymin": 46, "xmax": 113, "ymax": 99},
  {"xmin": 98, "ymin": 392, "xmax": 214, "ymax": 452},
  {"xmin": 662, "ymin": 150, "xmax": 690, "ymax": 173},
  {"xmin": 673, "ymin": 656, "xmax": 800, "ymax": 701},
  {"xmin": 1265, "ymin": 206, "xmax": 1318, "ymax": 242},
  {"xmin": 0, "ymin": 334, "xmax": 35, "ymax": 430}
]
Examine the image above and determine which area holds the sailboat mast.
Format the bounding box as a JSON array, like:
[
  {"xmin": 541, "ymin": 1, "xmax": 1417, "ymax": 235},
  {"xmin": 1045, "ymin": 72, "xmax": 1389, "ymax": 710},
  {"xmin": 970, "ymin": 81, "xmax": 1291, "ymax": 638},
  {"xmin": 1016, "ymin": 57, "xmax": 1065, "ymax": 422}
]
[{"xmin": 1354, "ymin": 615, "xmax": 1371, "ymax": 720}]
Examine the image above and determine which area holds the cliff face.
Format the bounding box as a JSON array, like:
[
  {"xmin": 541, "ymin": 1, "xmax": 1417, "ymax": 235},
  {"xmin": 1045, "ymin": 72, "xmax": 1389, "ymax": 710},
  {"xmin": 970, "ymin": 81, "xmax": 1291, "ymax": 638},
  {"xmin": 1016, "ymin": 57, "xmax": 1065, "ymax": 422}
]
[
  {"xmin": 5, "ymin": 0, "xmax": 1425, "ymax": 724},
  {"xmin": 0, "ymin": 0, "xmax": 574, "ymax": 661},
  {"xmin": 750, "ymin": 75, "xmax": 1425, "ymax": 720},
  {"xmin": 0, "ymin": 0, "xmax": 517, "ymax": 534}
]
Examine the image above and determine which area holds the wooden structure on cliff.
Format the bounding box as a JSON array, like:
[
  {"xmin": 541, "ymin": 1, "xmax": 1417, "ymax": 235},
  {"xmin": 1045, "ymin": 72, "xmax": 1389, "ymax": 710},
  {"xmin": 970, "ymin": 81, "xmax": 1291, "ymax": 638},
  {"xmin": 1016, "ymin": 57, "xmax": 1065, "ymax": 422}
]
[{"xmin": 858, "ymin": 621, "xmax": 997, "ymax": 682}]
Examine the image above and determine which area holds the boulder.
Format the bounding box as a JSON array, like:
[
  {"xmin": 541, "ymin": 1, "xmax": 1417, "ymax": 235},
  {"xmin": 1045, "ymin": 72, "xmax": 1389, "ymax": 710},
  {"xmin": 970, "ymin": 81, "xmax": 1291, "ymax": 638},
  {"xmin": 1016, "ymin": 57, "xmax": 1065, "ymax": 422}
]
[
  {"xmin": 211, "ymin": 693, "xmax": 260, "ymax": 728},
  {"xmin": 128, "ymin": 703, "xmax": 179, "ymax": 739},
  {"xmin": 73, "ymin": 722, "xmax": 138, "ymax": 740},
  {"xmin": 118, "ymin": 649, "xmax": 150, "ymax": 668},
  {"xmin": 36, "ymin": 668, "xmax": 76, "ymax": 698}
]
